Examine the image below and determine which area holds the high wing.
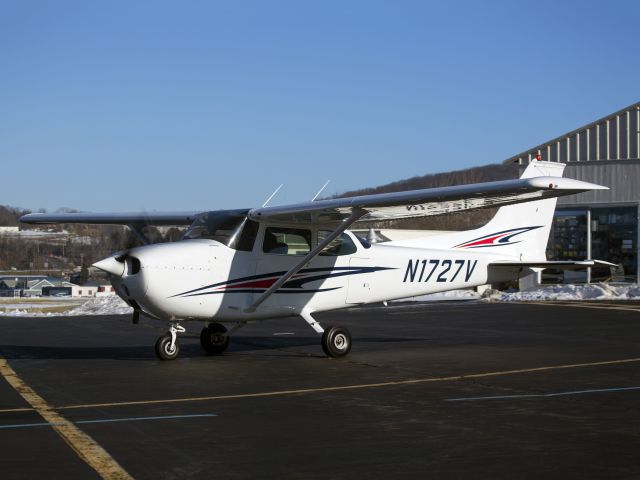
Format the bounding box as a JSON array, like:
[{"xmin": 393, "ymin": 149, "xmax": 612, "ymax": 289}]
[
  {"xmin": 19, "ymin": 178, "xmax": 606, "ymax": 228},
  {"xmin": 20, "ymin": 211, "xmax": 202, "ymax": 226},
  {"xmin": 247, "ymin": 176, "xmax": 607, "ymax": 225}
]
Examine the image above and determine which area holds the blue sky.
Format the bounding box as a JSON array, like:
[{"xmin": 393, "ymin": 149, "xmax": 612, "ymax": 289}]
[{"xmin": 1, "ymin": 0, "xmax": 638, "ymax": 212}]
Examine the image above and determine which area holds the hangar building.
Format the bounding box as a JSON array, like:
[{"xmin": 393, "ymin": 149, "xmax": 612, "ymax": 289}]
[{"xmin": 504, "ymin": 101, "xmax": 640, "ymax": 284}]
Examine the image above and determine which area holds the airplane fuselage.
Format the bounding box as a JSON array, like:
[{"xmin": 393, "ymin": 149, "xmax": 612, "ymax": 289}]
[{"xmin": 109, "ymin": 232, "xmax": 514, "ymax": 324}]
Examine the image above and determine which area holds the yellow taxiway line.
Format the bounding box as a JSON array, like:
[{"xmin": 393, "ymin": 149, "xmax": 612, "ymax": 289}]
[
  {"xmin": 0, "ymin": 356, "xmax": 133, "ymax": 480},
  {"xmin": 0, "ymin": 356, "xmax": 635, "ymax": 415}
]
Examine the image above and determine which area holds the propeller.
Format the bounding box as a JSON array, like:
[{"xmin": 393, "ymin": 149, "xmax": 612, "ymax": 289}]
[
  {"xmin": 93, "ymin": 253, "xmax": 126, "ymax": 277},
  {"xmin": 93, "ymin": 249, "xmax": 141, "ymax": 277}
]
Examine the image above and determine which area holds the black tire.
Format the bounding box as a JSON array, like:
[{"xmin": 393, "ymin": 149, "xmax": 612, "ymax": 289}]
[
  {"xmin": 321, "ymin": 326, "xmax": 352, "ymax": 358},
  {"xmin": 155, "ymin": 334, "xmax": 180, "ymax": 361},
  {"xmin": 200, "ymin": 323, "xmax": 230, "ymax": 355}
]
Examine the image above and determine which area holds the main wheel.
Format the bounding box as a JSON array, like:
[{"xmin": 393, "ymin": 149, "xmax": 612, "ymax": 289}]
[
  {"xmin": 321, "ymin": 326, "xmax": 352, "ymax": 358},
  {"xmin": 155, "ymin": 334, "xmax": 180, "ymax": 361},
  {"xmin": 200, "ymin": 323, "xmax": 230, "ymax": 355}
]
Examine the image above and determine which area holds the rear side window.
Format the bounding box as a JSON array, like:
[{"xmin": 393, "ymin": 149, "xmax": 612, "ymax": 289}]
[
  {"xmin": 318, "ymin": 231, "xmax": 358, "ymax": 256},
  {"xmin": 263, "ymin": 227, "xmax": 311, "ymax": 255}
]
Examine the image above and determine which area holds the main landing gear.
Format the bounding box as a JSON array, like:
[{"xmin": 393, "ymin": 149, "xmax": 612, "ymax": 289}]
[
  {"xmin": 200, "ymin": 323, "xmax": 230, "ymax": 355},
  {"xmin": 321, "ymin": 326, "xmax": 352, "ymax": 357},
  {"xmin": 301, "ymin": 309, "xmax": 352, "ymax": 358}
]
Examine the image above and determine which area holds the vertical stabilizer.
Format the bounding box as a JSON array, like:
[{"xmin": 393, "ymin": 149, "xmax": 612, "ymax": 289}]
[
  {"xmin": 389, "ymin": 161, "xmax": 565, "ymax": 262},
  {"xmin": 451, "ymin": 161, "xmax": 564, "ymax": 261}
]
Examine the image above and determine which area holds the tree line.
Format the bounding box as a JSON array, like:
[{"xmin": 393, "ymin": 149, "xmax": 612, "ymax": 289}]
[
  {"xmin": 0, "ymin": 206, "xmax": 31, "ymax": 226},
  {"xmin": 0, "ymin": 221, "xmax": 184, "ymax": 271}
]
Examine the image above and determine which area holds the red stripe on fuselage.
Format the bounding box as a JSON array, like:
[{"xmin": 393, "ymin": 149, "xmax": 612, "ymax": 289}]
[
  {"xmin": 214, "ymin": 273, "xmax": 307, "ymax": 291},
  {"xmin": 457, "ymin": 234, "xmax": 504, "ymax": 248}
]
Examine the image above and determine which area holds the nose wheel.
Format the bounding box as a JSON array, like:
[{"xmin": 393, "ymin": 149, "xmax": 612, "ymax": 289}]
[{"xmin": 155, "ymin": 322, "xmax": 185, "ymax": 361}]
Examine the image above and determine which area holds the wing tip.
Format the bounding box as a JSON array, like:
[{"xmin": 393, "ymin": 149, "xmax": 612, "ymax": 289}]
[{"xmin": 527, "ymin": 176, "xmax": 609, "ymax": 191}]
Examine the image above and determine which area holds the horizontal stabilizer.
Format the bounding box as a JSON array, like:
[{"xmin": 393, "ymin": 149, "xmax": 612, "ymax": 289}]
[{"xmin": 490, "ymin": 260, "xmax": 617, "ymax": 270}]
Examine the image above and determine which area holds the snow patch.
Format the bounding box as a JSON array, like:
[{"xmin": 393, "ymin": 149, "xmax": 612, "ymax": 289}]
[
  {"xmin": 484, "ymin": 283, "xmax": 640, "ymax": 302},
  {"xmin": 392, "ymin": 283, "xmax": 640, "ymax": 303},
  {"xmin": 394, "ymin": 289, "xmax": 481, "ymax": 302},
  {"xmin": 67, "ymin": 296, "xmax": 134, "ymax": 315},
  {"xmin": 0, "ymin": 295, "xmax": 133, "ymax": 317}
]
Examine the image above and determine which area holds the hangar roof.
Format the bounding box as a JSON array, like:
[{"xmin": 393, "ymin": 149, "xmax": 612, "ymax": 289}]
[{"xmin": 504, "ymin": 101, "xmax": 640, "ymax": 165}]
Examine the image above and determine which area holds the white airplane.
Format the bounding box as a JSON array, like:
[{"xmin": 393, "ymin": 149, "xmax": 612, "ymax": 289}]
[{"xmin": 21, "ymin": 161, "xmax": 610, "ymax": 360}]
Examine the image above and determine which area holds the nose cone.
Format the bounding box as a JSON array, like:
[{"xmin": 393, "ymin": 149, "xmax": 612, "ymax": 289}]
[{"xmin": 93, "ymin": 255, "xmax": 125, "ymax": 277}]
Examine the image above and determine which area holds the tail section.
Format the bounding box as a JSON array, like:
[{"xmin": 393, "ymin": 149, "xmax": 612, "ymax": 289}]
[
  {"xmin": 457, "ymin": 161, "xmax": 564, "ymax": 261},
  {"xmin": 390, "ymin": 161, "xmax": 565, "ymax": 262}
]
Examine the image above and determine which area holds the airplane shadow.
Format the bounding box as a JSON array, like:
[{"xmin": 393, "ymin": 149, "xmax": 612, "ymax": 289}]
[{"xmin": 0, "ymin": 336, "xmax": 422, "ymax": 361}]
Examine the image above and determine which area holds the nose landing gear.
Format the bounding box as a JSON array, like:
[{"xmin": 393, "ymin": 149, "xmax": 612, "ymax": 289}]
[{"xmin": 155, "ymin": 322, "xmax": 186, "ymax": 361}]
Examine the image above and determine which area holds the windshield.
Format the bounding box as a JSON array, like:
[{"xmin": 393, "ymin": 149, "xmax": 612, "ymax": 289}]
[{"xmin": 182, "ymin": 210, "xmax": 258, "ymax": 251}]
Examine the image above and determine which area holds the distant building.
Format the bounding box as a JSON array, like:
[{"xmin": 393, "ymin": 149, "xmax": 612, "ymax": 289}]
[
  {"xmin": 0, "ymin": 275, "xmax": 49, "ymax": 297},
  {"xmin": 96, "ymin": 285, "xmax": 116, "ymax": 296},
  {"xmin": 0, "ymin": 275, "xmax": 95, "ymax": 297},
  {"xmin": 504, "ymin": 101, "xmax": 640, "ymax": 283},
  {"xmin": 42, "ymin": 284, "xmax": 97, "ymax": 298},
  {"xmin": 23, "ymin": 278, "xmax": 58, "ymax": 297},
  {"xmin": 0, "ymin": 279, "xmax": 22, "ymax": 297}
]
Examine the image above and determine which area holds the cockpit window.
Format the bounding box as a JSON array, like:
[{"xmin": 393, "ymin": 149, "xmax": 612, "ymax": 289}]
[
  {"xmin": 182, "ymin": 210, "xmax": 258, "ymax": 251},
  {"xmin": 263, "ymin": 227, "xmax": 312, "ymax": 255}
]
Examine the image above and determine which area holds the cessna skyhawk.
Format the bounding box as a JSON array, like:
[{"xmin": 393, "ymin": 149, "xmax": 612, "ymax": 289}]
[{"xmin": 21, "ymin": 161, "xmax": 609, "ymax": 360}]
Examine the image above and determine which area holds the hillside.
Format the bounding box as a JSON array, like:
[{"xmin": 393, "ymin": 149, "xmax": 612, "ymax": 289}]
[{"xmin": 0, "ymin": 206, "xmax": 30, "ymax": 226}]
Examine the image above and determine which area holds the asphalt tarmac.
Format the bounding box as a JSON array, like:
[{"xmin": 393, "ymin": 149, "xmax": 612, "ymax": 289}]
[{"xmin": 1, "ymin": 300, "xmax": 640, "ymax": 479}]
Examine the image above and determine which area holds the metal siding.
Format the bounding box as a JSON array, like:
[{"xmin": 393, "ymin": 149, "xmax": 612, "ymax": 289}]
[
  {"xmin": 631, "ymin": 108, "xmax": 639, "ymax": 158},
  {"xmin": 558, "ymin": 163, "xmax": 640, "ymax": 205}
]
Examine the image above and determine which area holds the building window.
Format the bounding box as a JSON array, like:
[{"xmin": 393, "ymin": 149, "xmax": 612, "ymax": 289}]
[
  {"xmin": 544, "ymin": 210, "xmax": 588, "ymax": 284},
  {"xmin": 591, "ymin": 207, "xmax": 637, "ymax": 282},
  {"xmin": 546, "ymin": 207, "xmax": 637, "ymax": 284}
]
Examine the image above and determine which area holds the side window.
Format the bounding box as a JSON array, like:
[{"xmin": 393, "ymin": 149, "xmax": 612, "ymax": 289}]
[
  {"xmin": 263, "ymin": 227, "xmax": 312, "ymax": 255},
  {"xmin": 318, "ymin": 231, "xmax": 358, "ymax": 256}
]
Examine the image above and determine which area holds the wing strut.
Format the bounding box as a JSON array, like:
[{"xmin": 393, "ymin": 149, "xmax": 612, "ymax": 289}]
[
  {"xmin": 245, "ymin": 208, "xmax": 366, "ymax": 313},
  {"xmin": 127, "ymin": 224, "xmax": 150, "ymax": 246}
]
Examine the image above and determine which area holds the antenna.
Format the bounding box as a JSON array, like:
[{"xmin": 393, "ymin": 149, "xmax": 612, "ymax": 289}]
[
  {"xmin": 311, "ymin": 180, "xmax": 331, "ymax": 202},
  {"xmin": 262, "ymin": 184, "xmax": 283, "ymax": 207}
]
